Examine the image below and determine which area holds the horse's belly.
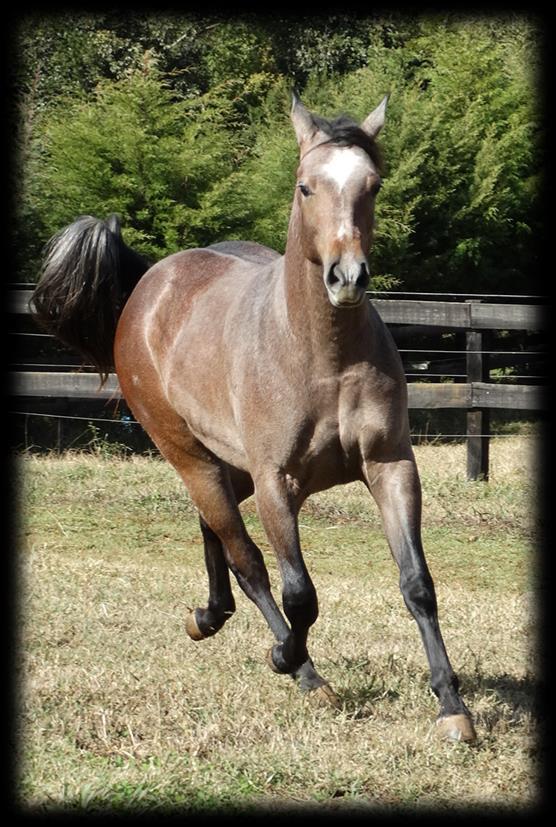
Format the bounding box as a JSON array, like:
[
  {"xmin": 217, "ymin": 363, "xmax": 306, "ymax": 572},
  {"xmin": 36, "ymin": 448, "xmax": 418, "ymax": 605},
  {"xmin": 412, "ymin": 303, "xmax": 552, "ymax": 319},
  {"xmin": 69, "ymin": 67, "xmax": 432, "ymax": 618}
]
[{"xmin": 190, "ymin": 426, "xmax": 250, "ymax": 471}]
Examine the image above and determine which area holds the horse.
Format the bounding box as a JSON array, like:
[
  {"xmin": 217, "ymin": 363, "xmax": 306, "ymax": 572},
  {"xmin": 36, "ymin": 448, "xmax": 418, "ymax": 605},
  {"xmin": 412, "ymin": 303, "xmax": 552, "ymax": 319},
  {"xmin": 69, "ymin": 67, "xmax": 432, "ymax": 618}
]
[{"xmin": 31, "ymin": 92, "xmax": 476, "ymax": 742}]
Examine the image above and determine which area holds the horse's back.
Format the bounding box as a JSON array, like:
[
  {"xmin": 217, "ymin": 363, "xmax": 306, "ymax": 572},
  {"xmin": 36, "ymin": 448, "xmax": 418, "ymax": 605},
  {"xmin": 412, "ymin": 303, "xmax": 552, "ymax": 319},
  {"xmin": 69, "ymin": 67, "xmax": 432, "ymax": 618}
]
[
  {"xmin": 120, "ymin": 242, "xmax": 272, "ymax": 316},
  {"xmin": 115, "ymin": 241, "xmax": 278, "ymax": 399},
  {"xmin": 125, "ymin": 241, "xmax": 279, "ymax": 310},
  {"xmin": 208, "ymin": 240, "xmax": 281, "ymax": 266}
]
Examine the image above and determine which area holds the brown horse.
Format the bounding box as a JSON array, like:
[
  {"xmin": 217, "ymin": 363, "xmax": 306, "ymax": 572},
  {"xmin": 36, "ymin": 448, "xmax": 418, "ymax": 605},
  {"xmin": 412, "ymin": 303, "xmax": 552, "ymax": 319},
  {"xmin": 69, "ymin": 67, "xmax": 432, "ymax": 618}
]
[{"xmin": 32, "ymin": 93, "xmax": 476, "ymax": 742}]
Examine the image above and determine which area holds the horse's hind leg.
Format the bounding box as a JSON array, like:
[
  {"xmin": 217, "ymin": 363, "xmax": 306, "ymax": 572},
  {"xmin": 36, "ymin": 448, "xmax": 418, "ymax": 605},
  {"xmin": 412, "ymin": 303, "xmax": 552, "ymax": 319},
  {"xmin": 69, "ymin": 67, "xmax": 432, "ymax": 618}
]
[
  {"xmin": 186, "ymin": 469, "xmax": 253, "ymax": 640},
  {"xmin": 364, "ymin": 453, "xmax": 476, "ymax": 742},
  {"xmin": 146, "ymin": 422, "xmax": 295, "ymax": 648},
  {"xmin": 185, "ymin": 468, "xmax": 253, "ymax": 640},
  {"xmin": 185, "ymin": 517, "xmax": 237, "ymax": 640}
]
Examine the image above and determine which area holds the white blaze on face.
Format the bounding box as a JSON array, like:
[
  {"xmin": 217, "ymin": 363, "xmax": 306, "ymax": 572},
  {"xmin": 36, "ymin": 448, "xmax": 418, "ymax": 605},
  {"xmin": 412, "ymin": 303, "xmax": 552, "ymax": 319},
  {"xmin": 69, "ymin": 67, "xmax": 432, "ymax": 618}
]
[
  {"xmin": 320, "ymin": 147, "xmax": 369, "ymax": 241},
  {"xmin": 321, "ymin": 147, "xmax": 369, "ymax": 192}
]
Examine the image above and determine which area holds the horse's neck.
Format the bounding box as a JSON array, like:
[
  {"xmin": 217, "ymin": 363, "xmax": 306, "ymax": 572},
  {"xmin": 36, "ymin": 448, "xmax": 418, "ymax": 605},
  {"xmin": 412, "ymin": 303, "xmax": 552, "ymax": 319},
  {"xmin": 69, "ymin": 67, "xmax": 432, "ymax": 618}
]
[{"xmin": 281, "ymin": 222, "xmax": 372, "ymax": 375}]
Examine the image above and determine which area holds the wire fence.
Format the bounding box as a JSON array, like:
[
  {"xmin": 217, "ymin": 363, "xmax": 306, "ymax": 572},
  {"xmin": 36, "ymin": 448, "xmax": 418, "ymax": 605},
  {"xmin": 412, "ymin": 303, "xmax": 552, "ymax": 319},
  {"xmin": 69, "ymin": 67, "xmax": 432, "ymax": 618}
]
[{"xmin": 9, "ymin": 408, "xmax": 536, "ymax": 444}]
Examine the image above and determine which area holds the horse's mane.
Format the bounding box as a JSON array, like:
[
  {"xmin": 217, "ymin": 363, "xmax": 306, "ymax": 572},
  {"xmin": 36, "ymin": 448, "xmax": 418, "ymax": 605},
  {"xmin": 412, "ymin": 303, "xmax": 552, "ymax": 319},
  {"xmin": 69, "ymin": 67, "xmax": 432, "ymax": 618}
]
[{"xmin": 310, "ymin": 114, "xmax": 384, "ymax": 174}]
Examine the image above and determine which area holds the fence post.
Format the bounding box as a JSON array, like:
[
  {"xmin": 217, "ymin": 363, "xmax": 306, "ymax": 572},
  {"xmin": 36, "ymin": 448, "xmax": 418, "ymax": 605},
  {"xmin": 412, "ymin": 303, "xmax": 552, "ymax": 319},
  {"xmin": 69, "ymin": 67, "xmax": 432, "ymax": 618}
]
[{"xmin": 466, "ymin": 301, "xmax": 490, "ymax": 481}]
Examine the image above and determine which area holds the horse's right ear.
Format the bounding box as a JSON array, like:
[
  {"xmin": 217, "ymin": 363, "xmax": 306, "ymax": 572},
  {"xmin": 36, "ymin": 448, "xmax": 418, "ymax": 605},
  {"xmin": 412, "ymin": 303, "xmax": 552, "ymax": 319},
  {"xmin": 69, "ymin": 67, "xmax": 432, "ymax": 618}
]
[{"xmin": 291, "ymin": 91, "xmax": 319, "ymax": 150}]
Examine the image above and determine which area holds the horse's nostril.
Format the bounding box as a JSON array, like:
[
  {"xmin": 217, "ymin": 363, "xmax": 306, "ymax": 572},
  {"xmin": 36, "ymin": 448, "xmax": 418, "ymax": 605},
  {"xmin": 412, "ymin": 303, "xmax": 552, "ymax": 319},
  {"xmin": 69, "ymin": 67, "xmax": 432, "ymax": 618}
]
[
  {"xmin": 326, "ymin": 267, "xmax": 341, "ymax": 287},
  {"xmin": 355, "ymin": 265, "xmax": 370, "ymax": 289}
]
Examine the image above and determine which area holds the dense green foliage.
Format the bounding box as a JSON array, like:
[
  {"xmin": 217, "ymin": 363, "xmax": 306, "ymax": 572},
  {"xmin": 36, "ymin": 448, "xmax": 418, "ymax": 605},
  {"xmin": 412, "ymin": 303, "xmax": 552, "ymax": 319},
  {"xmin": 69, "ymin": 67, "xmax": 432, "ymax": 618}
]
[{"xmin": 13, "ymin": 13, "xmax": 542, "ymax": 293}]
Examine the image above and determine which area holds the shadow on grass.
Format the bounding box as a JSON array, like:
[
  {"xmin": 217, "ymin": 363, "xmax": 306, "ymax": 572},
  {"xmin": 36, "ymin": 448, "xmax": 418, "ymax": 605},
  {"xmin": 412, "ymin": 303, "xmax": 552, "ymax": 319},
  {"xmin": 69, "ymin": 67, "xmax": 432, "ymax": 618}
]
[
  {"xmin": 337, "ymin": 684, "xmax": 401, "ymax": 719},
  {"xmin": 463, "ymin": 671, "xmax": 540, "ymax": 730},
  {"xmin": 322, "ymin": 655, "xmax": 403, "ymax": 719},
  {"xmin": 325, "ymin": 656, "xmax": 539, "ymax": 728}
]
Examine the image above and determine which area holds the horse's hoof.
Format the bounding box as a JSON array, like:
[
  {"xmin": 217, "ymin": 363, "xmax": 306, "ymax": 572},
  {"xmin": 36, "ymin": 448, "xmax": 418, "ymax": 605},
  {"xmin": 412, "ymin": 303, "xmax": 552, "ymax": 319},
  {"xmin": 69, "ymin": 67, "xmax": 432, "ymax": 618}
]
[
  {"xmin": 436, "ymin": 714, "xmax": 477, "ymax": 743},
  {"xmin": 185, "ymin": 610, "xmax": 207, "ymax": 641},
  {"xmin": 266, "ymin": 645, "xmax": 283, "ymax": 674},
  {"xmin": 304, "ymin": 683, "xmax": 342, "ymax": 709}
]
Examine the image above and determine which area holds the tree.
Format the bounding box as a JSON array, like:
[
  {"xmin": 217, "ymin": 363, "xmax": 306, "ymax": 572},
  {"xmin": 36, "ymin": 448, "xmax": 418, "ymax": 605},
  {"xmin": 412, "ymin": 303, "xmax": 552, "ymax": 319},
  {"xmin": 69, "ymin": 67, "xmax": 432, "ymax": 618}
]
[
  {"xmin": 27, "ymin": 68, "xmax": 238, "ymax": 266},
  {"xmin": 14, "ymin": 13, "xmax": 542, "ymax": 294},
  {"xmin": 390, "ymin": 16, "xmax": 542, "ymax": 293}
]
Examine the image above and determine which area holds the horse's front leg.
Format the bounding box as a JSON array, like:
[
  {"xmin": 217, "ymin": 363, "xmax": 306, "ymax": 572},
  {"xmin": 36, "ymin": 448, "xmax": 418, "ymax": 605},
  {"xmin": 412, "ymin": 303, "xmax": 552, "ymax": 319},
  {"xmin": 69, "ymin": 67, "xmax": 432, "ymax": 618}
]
[
  {"xmin": 254, "ymin": 470, "xmax": 339, "ymax": 705},
  {"xmin": 254, "ymin": 470, "xmax": 316, "ymax": 671},
  {"xmin": 363, "ymin": 453, "xmax": 477, "ymax": 742}
]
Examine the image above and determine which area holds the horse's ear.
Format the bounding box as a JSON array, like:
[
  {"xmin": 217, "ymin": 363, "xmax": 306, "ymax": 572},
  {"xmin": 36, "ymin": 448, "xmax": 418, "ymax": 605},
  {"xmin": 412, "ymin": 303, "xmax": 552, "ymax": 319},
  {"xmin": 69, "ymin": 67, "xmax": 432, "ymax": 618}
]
[
  {"xmin": 291, "ymin": 91, "xmax": 320, "ymax": 150},
  {"xmin": 360, "ymin": 94, "xmax": 389, "ymax": 139}
]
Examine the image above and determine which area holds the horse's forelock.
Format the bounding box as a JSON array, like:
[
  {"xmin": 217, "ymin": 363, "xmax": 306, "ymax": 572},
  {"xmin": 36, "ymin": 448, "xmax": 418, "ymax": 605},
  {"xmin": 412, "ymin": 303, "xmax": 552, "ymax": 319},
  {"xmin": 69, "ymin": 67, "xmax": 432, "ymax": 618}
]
[{"xmin": 311, "ymin": 114, "xmax": 384, "ymax": 174}]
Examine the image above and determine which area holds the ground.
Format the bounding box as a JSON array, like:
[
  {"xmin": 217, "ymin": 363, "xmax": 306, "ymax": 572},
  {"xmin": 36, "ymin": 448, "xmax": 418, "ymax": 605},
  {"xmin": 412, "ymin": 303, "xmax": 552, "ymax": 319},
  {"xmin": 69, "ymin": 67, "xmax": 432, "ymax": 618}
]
[{"xmin": 14, "ymin": 436, "xmax": 542, "ymax": 814}]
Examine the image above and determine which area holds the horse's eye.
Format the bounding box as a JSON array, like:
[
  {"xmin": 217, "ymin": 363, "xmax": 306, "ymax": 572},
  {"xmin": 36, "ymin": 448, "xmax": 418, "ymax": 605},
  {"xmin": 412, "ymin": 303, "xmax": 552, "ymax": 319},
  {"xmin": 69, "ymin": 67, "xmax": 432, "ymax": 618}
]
[
  {"xmin": 371, "ymin": 177, "xmax": 382, "ymax": 196},
  {"xmin": 297, "ymin": 182, "xmax": 312, "ymax": 197}
]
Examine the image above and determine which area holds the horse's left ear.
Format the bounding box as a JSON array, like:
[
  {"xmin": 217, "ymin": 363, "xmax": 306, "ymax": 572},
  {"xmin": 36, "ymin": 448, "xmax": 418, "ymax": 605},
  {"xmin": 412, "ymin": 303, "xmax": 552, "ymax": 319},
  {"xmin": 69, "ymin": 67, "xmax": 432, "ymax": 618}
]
[{"xmin": 360, "ymin": 94, "xmax": 389, "ymax": 139}]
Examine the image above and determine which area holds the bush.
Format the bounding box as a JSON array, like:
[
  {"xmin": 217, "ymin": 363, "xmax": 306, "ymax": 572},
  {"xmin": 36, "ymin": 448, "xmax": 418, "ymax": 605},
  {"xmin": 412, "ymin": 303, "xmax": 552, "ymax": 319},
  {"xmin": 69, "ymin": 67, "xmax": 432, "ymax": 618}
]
[{"xmin": 27, "ymin": 68, "xmax": 237, "ymax": 262}]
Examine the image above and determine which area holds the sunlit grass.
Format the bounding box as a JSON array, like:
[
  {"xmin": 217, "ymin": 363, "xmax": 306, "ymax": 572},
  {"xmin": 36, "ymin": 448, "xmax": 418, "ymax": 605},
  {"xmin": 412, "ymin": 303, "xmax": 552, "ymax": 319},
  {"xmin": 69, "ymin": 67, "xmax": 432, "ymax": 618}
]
[{"xmin": 15, "ymin": 437, "xmax": 541, "ymax": 813}]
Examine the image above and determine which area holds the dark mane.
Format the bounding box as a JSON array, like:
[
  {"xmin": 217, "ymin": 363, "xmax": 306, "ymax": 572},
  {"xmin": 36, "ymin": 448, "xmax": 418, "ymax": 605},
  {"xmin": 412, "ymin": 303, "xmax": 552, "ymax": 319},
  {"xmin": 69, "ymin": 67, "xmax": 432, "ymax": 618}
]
[{"xmin": 311, "ymin": 113, "xmax": 384, "ymax": 174}]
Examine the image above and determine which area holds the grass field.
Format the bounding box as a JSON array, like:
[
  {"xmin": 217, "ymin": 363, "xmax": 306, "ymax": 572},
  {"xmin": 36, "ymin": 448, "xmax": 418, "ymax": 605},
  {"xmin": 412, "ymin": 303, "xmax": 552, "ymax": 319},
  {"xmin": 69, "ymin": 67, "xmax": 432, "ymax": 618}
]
[{"xmin": 15, "ymin": 436, "xmax": 542, "ymax": 814}]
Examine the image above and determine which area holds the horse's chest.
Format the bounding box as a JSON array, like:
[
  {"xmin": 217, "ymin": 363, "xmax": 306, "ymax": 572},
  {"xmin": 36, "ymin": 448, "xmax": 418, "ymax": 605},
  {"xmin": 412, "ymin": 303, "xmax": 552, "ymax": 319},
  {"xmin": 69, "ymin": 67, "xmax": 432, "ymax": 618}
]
[{"xmin": 295, "ymin": 370, "xmax": 388, "ymax": 480}]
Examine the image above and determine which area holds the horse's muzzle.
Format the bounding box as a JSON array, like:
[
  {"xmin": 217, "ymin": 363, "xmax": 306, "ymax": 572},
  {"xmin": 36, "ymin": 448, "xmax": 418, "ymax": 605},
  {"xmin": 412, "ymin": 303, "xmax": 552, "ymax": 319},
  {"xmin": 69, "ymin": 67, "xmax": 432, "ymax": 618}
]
[{"xmin": 324, "ymin": 261, "xmax": 370, "ymax": 307}]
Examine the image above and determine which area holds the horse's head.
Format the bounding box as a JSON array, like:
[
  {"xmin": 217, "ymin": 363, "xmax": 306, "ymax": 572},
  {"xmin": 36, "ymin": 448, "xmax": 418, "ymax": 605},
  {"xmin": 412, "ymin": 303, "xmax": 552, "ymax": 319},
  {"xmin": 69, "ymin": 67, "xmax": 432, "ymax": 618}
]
[{"xmin": 291, "ymin": 93, "xmax": 387, "ymax": 308}]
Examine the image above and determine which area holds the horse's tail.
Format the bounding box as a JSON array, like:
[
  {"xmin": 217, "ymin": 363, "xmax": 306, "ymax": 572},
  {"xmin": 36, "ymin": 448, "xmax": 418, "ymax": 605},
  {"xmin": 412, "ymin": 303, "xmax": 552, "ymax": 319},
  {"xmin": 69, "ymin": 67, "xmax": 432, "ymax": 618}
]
[{"xmin": 31, "ymin": 214, "xmax": 151, "ymax": 384}]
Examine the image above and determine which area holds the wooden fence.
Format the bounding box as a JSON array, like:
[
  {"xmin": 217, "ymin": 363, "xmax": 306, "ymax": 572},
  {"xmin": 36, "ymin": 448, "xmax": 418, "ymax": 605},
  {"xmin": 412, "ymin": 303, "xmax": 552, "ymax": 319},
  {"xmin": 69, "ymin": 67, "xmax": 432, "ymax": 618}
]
[{"xmin": 9, "ymin": 285, "xmax": 546, "ymax": 480}]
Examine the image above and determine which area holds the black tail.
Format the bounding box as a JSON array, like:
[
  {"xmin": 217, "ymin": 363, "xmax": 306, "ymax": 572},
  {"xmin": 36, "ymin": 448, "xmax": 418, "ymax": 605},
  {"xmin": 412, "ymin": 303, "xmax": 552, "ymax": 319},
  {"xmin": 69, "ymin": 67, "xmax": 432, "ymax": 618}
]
[{"xmin": 31, "ymin": 215, "xmax": 150, "ymax": 384}]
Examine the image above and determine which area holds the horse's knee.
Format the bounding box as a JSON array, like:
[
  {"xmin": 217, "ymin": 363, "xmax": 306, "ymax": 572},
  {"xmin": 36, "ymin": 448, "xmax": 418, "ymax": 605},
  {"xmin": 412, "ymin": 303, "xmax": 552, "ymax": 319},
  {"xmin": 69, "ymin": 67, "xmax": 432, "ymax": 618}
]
[
  {"xmin": 282, "ymin": 576, "xmax": 318, "ymax": 629},
  {"xmin": 400, "ymin": 569, "xmax": 437, "ymax": 618}
]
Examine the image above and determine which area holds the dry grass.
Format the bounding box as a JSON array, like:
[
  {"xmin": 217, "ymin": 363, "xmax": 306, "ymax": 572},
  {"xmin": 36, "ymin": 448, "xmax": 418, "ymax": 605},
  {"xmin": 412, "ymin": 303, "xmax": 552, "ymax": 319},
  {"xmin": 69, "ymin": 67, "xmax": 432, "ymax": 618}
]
[{"xmin": 15, "ymin": 436, "xmax": 542, "ymax": 814}]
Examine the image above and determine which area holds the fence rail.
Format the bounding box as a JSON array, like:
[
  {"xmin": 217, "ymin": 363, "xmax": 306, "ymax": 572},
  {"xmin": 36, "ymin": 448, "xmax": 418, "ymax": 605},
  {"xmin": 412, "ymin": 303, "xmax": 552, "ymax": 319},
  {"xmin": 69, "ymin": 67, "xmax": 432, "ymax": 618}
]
[
  {"xmin": 10, "ymin": 289, "xmax": 547, "ymax": 331},
  {"xmin": 9, "ymin": 370, "xmax": 545, "ymax": 412},
  {"xmin": 371, "ymin": 298, "xmax": 545, "ymax": 330},
  {"xmin": 9, "ymin": 286, "xmax": 546, "ymax": 479}
]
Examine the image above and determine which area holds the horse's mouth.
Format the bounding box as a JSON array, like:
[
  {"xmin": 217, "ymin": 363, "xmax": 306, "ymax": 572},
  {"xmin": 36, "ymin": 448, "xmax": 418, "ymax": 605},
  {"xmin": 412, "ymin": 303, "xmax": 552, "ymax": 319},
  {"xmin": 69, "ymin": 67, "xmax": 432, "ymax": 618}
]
[{"xmin": 326, "ymin": 288, "xmax": 367, "ymax": 308}]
